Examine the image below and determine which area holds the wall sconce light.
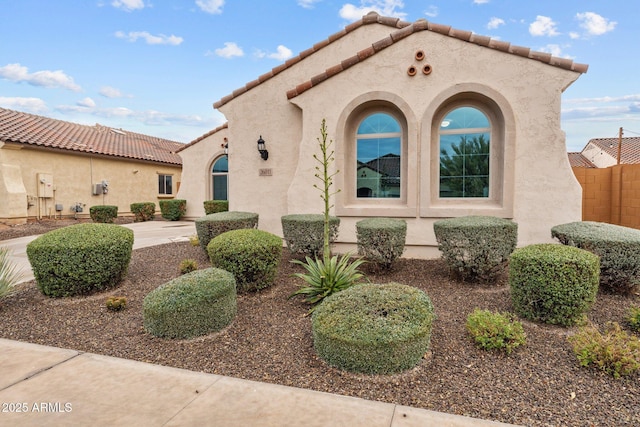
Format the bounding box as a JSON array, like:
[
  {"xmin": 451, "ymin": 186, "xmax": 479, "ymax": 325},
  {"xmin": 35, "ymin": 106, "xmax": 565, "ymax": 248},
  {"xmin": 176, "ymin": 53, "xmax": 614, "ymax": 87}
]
[
  {"xmin": 222, "ymin": 137, "xmax": 229, "ymax": 155},
  {"xmin": 257, "ymin": 135, "xmax": 269, "ymax": 160}
]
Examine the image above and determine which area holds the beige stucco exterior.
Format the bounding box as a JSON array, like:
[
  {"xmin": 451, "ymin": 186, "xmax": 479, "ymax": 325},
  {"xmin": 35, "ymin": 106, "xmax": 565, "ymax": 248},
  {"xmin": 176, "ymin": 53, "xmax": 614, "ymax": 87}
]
[
  {"xmin": 178, "ymin": 16, "xmax": 585, "ymax": 258},
  {"xmin": 0, "ymin": 142, "xmax": 181, "ymax": 224}
]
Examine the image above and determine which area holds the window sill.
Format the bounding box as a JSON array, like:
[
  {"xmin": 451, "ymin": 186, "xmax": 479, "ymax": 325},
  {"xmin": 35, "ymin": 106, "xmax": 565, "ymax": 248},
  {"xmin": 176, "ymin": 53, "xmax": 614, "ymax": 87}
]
[{"xmin": 157, "ymin": 195, "xmax": 175, "ymax": 200}]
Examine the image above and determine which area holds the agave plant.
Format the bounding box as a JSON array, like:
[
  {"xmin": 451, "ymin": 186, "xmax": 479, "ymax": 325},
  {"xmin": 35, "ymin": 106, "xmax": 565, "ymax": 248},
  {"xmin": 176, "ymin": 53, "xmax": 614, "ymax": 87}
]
[
  {"xmin": 0, "ymin": 247, "xmax": 24, "ymax": 299},
  {"xmin": 289, "ymin": 253, "xmax": 365, "ymax": 312}
]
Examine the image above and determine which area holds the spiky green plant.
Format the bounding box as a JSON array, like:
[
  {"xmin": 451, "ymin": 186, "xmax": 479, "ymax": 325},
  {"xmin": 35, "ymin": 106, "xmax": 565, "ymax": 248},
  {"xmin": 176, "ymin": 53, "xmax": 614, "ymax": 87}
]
[{"xmin": 0, "ymin": 247, "xmax": 24, "ymax": 299}]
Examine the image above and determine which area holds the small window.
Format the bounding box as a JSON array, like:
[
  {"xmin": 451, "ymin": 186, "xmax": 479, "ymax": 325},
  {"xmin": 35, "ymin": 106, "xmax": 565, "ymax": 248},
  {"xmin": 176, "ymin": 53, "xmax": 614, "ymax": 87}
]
[
  {"xmin": 211, "ymin": 155, "xmax": 228, "ymax": 200},
  {"xmin": 158, "ymin": 174, "xmax": 173, "ymax": 195},
  {"xmin": 439, "ymin": 107, "xmax": 490, "ymax": 198},
  {"xmin": 356, "ymin": 113, "xmax": 401, "ymax": 199}
]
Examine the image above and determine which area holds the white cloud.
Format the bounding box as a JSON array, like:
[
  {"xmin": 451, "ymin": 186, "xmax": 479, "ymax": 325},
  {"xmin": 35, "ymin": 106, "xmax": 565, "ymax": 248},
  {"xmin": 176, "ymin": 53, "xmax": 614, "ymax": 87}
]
[
  {"xmin": 564, "ymin": 94, "xmax": 640, "ymax": 104},
  {"xmin": 111, "ymin": 0, "xmax": 145, "ymax": 11},
  {"xmin": 487, "ymin": 17, "xmax": 505, "ymax": 30},
  {"xmin": 576, "ymin": 12, "xmax": 616, "ymax": 36},
  {"xmin": 115, "ymin": 31, "xmax": 183, "ymax": 45},
  {"xmin": 99, "ymin": 86, "xmax": 132, "ymax": 98},
  {"xmin": 339, "ymin": 0, "xmax": 407, "ymax": 21},
  {"xmin": 211, "ymin": 42, "xmax": 244, "ymax": 58},
  {"xmin": 297, "ymin": 0, "xmax": 321, "ymax": 8},
  {"xmin": 529, "ymin": 15, "xmax": 559, "ymax": 37},
  {"xmin": 77, "ymin": 97, "xmax": 96, "ymax": 108},
  {"xmin": 424, "ymin": 5, "xmax": 438, "ymax": 18},
  {"xmin": 473, "ymin": 0, "xmax": 489, "ymax": 4},
  {"xmin": 267, "ymin": 45, "xmax": 293, "ymax": 61},
  {"xmin": 569, "ymin": 32, "xmax": 580, "ymax": 40},
  {"xmin": 0, "ymin": 63, "xmax": 81, "ymax": 92},
  {"xmin": 196, "ymin": 0, "xmax": 224, "ymax": 14},
  {"xmin": 0, "ymin": 97, "xmax": 48, "ymax": 113},
  {"xmin": 538, "ymin": 44, "xmax": 568, "ymax": 58}
]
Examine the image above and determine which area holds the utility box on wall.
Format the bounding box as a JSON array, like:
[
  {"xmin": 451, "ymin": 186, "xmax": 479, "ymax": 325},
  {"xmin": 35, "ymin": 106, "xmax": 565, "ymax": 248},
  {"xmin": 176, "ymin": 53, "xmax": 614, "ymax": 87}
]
[
  {"xmin": 37, "ymin": 173, "xmax": 54, "ymax": 198},
  {"xmin": 92, "ymin": 183, "xmax": 103, "ymax": 195}
]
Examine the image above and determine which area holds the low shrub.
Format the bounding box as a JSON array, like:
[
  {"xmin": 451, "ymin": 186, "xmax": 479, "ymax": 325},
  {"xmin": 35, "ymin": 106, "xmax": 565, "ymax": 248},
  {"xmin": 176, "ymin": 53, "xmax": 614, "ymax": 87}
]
[
  {"xmin": 159, "ymin": 199, "xmax": 186, "ymax": 221},
  {"xmin": 130, "ymin": 202, "xmax": 156, "ymax": 222},
  {"xmin": 207, "ymin": 229, "xmax": 282, "ymax": 293},
  {"xmin": 289, "ymin": 253, "xmax": 366, "ymax": 312},
  {"xmin": 509, "ymin": 244, "xmax": 599, "ymax": 326},
  {"xmin": 26, "ymin": 223, "xmax": 134, "ymax": 297},
  {"xmin": 143, "ymin": 268, "xmax": 237, "ymax": 339},
  {"xmin": 204, "ymin": 200, "xmax": 229, "ymax": 214},
  {"xmin": 281, "ymin": 214, "xmax": 340, "ymax": 258},
  {"xmin": 356, "ymin": 217, "xmax": 406, "ymax": 270},
  {"xmin": 466, "ymin": 309, "xmax": 526, "ymax": 354},
  {"xmin": 628, "ymin": 306, "xmax": 640, "ymax": 332},
  {"xmin": 89, "ymin": 205, "xmax": 118, "ymax": 223},
  {"xmin": 433, "ymin": 215, "xmax": 517, "ymax": 282},
  {"xmin": 0, "ymin": 247, "xmax": 23, "ymax": 299},
  {"xmin": 568, "ymin": 322, "xmax": 640, "ymax": 379},
  {"xmin": 552, "ymin": 221, "xmax": 640, "ymax": 294},
  {"xmin": 195, "ymin": 211, "xmax": 258, "ymax": 251},
  {"xmin": 179, "ymin": 259, "xmax": 198, "ymax": 275},
  {"xmin": 106, "ymin": 296, "xmax": 127, "ymax": 312},
  {"xmin": 189, "ymin": 234, "xmax": 199, "ymax": 247},
  {"xmin": 312, "ymin": 282, "xmax": 435, "ymax": 374}
]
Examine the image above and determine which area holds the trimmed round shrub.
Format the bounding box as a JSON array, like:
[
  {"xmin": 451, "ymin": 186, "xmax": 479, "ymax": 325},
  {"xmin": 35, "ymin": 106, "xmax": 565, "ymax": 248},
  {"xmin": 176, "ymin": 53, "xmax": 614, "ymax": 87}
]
[
  {"xmin": 552, "ymin": 221, "xmax": 640, "ymax": 294},
  {"xmin": 130, "ymin": 202, "xmax": 156, "ymax": 222},
  {"xmin": 159, "ymin": 199, "xmax": 186, "ymax": 221},
  {"xmin": 143, "ymin": 268, "xmax": 237, "ymax": 339},
  {"xmin": 356, "ymin": 217, "xmax": 406, "ymax": 269},
  {"xmin": 312, "ymin": 283, "xmax": 435, "ymax": 374},
  {"xmin": 434, "ymin": 215, "xmax": 517, "ymax": 282},
  {"xmin": 204, "ymin": 200, "xmax": 229, "ymax": 214},
  {"xmin": 281, "ymin": 214, "xmax": 340, "ymax": 258},
  {"xmin": 207, "ymin": 229, "xmax": 282, "ymax": 293},
  {"xmin": 90, "ymin": 205, "xmax": 118, "ymax": 223},
  {"xmin": 195, "ymin": 211, "xmax": 258, "ymax": 251},
  {"xmin": 509, "ymin": 244, "xmax": 599, "ymax": 326},
  {"xmin": 26, "ymin": 223, "xmax": 134, "ymax": 297}
]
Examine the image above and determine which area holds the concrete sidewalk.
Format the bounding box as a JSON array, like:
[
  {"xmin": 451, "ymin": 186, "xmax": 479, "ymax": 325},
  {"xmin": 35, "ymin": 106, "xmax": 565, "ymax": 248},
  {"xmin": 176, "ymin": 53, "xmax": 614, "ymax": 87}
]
[
  {"xmin": 0, "ymin": 220, "xmax": 196, "ymax": 284},
  {"xmin": 0, "ymin": 339, "xmax": 517, "ymax": 427}
]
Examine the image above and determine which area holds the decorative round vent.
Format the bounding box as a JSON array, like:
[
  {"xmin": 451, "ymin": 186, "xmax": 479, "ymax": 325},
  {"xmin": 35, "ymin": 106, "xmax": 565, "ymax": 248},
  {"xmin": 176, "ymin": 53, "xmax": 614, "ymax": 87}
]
[
  {"xmin": 422, "ymin": 64, "xmax": 433, "ymax": 75},
  {"xmin": 415, "ymin": 50, "xmax": 425, "ymax": 61},
  {"xmin": 407, "ymin": 65, "xmax": 417, "ymax": 76}
]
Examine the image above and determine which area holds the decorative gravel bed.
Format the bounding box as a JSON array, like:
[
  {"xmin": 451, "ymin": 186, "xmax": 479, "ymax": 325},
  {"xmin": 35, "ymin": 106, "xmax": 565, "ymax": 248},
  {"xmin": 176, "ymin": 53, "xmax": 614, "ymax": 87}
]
[{"xmin": 1, "ymin": 220, "xmax": 639, "ymax": 426}]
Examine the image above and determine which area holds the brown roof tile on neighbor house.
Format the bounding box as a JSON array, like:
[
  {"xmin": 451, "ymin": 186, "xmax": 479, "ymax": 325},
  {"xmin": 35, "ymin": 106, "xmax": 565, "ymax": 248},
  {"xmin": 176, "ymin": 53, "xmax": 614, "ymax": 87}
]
[
  {"xmin": 0, "ymin": 107, "xmax": 183, "ymax": 165},
  {"xmin": 568, "ymin": 152, "xmax": 597, "ymax": 168},
  {"xmin": 585, "ymin": 137, "xmax": 640, "ymax": 164}
]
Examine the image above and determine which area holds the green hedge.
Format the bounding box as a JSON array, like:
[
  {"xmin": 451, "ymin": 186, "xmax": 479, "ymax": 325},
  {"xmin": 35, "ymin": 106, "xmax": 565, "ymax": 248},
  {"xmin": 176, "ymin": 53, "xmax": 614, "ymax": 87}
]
[
  {"xmin": 204, "ymin": 200, "xmax": 229, "ymax": 214},
  {"xmin": 195, "ymin": 211, "xmax": 258, "ymax": 251},
  {"xmin": 143, "ymin": 268, "xmax": 237, "ymax": 339},
  {"xmin": 207, "ymin": 229, "xmax": 282, "ymax": 293},
  {"xmin": 159, "ymin": 199, "xmax": 186, "ymax": 221},
  {"xmin": 26, "ymin": 223, "xmax": 134, "ymax": 297},
  {"xmin": 312, "ymin": 282, "xmax": 435, "ymax": 374},
  {"xmin": 130, "ymin": 202, "xmax": 156, "ymax": 222},
  {"xmin": 356, "ymin": 217, "xmax": 406, "ymax": 269},
  {"xmin": 509, "ymin": 244, "xmax": 599, "ymax": 326},
  {"xmin": 281, "ymin": 214, "xmax": 340, "ymax": 258},
  {"xmin": 552, "ymin": 221, "xmax": 640, "ymax": 294},
  {"xmin": 433, "ymin": 215, "xmax": 517, "ymax": 282},
  {"xmin": 89, "ymin": 205, "xmax": 118, "ymax": 223}
]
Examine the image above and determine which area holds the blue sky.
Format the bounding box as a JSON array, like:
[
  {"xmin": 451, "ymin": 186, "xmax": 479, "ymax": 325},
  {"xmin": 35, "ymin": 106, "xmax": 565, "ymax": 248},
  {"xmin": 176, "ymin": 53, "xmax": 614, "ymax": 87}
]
[{"xmin": 0, "ymin": 0, "xmax": 636, "ymax": 152}]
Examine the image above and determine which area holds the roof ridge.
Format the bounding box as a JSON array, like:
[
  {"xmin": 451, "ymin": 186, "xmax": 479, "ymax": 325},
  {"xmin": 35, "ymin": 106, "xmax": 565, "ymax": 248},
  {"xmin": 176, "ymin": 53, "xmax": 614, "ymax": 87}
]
[{"xmin": 178, "ymin": 122, "xmax": 228, "ymax": 151}]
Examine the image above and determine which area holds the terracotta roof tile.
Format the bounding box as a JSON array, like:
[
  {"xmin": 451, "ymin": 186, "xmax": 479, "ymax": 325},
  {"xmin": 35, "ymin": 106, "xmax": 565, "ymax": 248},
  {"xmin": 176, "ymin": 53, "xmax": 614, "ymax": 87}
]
[
  {"xmin": 568, "ymin": 152, "xmax": 597, "ymax": 168},
  {"xmin": 585, "ymin": 137, "xmax": 640, "ymax": 165},
  {"xmin": 0, "ymin": 107, "xmax": 183, "ymax": 165},
  {"xmin": 177, "ymin": 122, "xmax": 228, "ymax": 152}
]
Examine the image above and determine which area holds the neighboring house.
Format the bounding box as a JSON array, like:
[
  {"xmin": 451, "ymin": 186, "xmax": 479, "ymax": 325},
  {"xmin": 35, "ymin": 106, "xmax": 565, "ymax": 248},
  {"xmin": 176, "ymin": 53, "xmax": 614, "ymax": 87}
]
[
  {"xmin": 0, "ymin": 107, "xmax": 183, "ymax": 225},
  {"xmin": 574, "ymin": 137, "xmax": 640, "ymax": 168},
  {"xmin": 177, "ymin": 12, "xmax": 588, "ymax": 258}
]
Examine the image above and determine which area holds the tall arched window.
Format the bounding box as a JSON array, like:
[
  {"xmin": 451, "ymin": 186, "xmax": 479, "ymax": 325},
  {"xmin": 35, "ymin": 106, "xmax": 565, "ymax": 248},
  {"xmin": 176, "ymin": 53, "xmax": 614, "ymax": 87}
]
[
  {"xmin": 211, "ymin": 155, "xmax": 228, "ymax": 200},
  {"xmin": 439, "ymin": 107, "xmax": 490, "ymax": 198},
  {"xmin": 356, "ymin": 113, "xmax": 401, "ymax": 198}
]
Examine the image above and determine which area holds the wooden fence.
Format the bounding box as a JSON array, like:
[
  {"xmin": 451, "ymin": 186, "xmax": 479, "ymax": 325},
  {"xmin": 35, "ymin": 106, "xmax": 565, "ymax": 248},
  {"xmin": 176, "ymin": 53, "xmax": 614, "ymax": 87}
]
[{"xmin": 573, "ymin": 164, "xmax": 640, "ymax": 229}]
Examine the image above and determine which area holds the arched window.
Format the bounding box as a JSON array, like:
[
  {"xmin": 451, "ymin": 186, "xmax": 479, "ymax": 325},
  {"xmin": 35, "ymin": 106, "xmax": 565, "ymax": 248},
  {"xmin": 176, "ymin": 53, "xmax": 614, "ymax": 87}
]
[
  {"xmin": 438, "ymin": 107, "xmax": 490, "ymax": 198},
  {"xmin": 211, "ymin": 155, "xmax": 228, "ymax": 200},
  {"xmin": 356, "ymin": 113, "xmax": 401, "ymax": 198}
]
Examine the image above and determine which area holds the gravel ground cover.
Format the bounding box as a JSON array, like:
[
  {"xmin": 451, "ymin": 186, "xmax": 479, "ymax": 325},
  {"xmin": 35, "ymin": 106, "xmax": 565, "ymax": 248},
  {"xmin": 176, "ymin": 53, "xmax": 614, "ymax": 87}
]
[{"xmin": 0, "ymin": 219, "xmax": 639, "ymax": 426}]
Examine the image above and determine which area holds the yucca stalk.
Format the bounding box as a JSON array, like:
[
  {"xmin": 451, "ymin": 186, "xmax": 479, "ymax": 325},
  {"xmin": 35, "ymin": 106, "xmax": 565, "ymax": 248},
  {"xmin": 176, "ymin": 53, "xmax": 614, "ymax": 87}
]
[{"xmin": 0, "ymin": 247, "xmax": 24, "ymax": 299}]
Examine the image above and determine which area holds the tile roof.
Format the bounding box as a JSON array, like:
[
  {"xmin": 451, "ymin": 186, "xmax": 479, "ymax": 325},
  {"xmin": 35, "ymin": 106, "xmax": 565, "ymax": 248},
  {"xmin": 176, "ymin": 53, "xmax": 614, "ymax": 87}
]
[
  {"xmin": 177, "ymin": 122, "xmax": 228, "ymax": 152},
  {"xmin": 0, "ymin": 107, "xmax": 183, "ymax": 165},
  {"xmin": 584, "ymin": 137, "xmax": 640, "ymax": 165},
  {"xmin": 568, "ymin": 152, "xmax": 596, "ymax": 168},
  {"xmin": 213, "ymin": 12, "xmax": 588, "ymax": 109}
]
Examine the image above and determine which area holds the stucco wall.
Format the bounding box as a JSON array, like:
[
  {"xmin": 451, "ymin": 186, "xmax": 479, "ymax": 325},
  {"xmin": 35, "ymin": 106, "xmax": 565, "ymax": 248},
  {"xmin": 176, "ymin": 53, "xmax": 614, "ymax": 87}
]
[{"xmin": 0, "ymin": 144, "xmax": 181, "ymax": 224}]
